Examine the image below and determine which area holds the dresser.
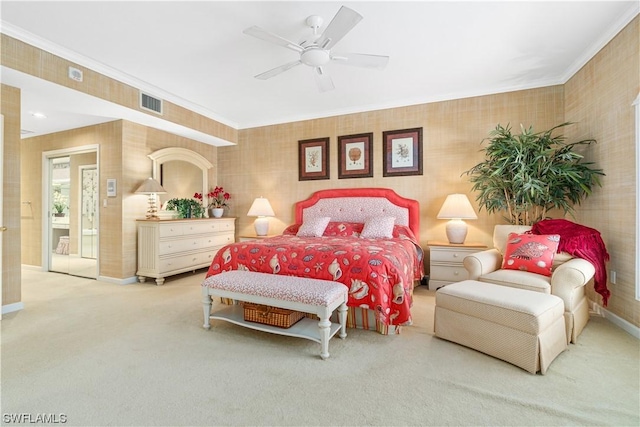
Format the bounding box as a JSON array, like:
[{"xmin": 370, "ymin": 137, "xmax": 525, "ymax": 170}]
[
  {"xmin": 428, "ymin": 241, "xmax": 487, "ymax": 290},
  {"xmin": 136, "ymin": 218, "xmax": 235, "ymax": 285}
]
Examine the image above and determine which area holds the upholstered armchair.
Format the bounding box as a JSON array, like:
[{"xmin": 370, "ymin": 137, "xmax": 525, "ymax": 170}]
[{"xmin": 463, "ymin": 225, "xmax": 596, "ymax": 344}]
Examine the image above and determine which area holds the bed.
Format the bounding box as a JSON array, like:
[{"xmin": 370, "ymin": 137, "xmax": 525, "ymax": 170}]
[{"xmin": 204, "ymin": 188, "xmax": 424, "ymax": 334}]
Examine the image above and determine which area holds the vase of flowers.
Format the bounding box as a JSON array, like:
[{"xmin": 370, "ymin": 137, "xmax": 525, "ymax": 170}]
[{"xmin": 207, "ymin": 186, "xmax": 231, "ymax": 218}]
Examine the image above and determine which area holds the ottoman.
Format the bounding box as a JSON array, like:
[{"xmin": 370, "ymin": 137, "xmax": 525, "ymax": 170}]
[{"xmin": 434, "ymin": 280, "xmax": 567, "ymax": 374}]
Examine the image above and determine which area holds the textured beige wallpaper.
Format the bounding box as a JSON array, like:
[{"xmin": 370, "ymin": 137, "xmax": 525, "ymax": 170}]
[
  {"xmin": 564, "ymin": 16, "xmax": 639, "ymax": 326},
  {"xmin": 220, "ymin": 86, "xmax": 564, "ymax": 247},
  {"xmin": 1, "ymin": 84, "xmax": 22, "ymax": 305}
]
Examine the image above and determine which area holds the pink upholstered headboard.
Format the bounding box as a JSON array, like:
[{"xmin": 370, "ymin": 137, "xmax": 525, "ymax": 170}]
[{"xmin": 294, "ymin": 188, "xmax": 420, "ymax": 237}]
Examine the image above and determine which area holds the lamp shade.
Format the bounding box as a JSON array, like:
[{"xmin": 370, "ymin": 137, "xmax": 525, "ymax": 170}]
[
  {"xmin": 135, "ymin": 177, "xmax": 167, "ymax": 194},
  {"xmin": 437, "ymin": 194, "xmax": 477, "ymax": 244},
  {"xmin": 247, "ymin": 197, "xmax": 275, "ymax": 217},
  {"xmin": 247, "ymin": 197, "xmax": 275, "ymax": 236},
  {"xmin": 437, "ymin": 194, "xmax": 478, "ymax": 219}
]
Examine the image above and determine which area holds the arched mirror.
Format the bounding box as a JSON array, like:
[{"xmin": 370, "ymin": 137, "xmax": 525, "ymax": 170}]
[{"xmin": 148, "ymin": 147, "xmax": 213, "ymax": 206}]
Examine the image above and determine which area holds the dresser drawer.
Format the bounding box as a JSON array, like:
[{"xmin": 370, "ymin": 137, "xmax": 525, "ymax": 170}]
[
  {"xmin": 159, "ymin": 223, "xmax": 184, "ymax": 238},
  {"xmin": 200, "ymin": 234, "xmax": 234, "ymax": 248},
  {"xmin": 430, "ymin": 265, "xmax": 469, "ymax": 282},
  {"xmin": 159, "ymin": 253, "xmax": 202, "ymax": 273},
  {"xmin": 159, "ymin": 237, "xmax": 200, "ymax": 255},
  {"xmin": 430, "ymin": 248, "xmax": 477, "ymax": 263},
  {"xmin": 182, "ymin": 219, "xmax": 236, "ymax": 235}
]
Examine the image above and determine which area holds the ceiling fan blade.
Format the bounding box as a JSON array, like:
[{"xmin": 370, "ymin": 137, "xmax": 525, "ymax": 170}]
[
  {"xmin": 315, "ymin": 6, "xmax": 363, "ymax": 50},
  {"xmin": 313, "ymin": 67, "xmax": 335, "ymax": 92},
  {"xmin": 331, "ymin": 53, "xmax": 389, "ymax": 69},
  {"xmin": 243, "ymin": 26, "xmax": 304, "ymax": 53},
  {"xmin": 255, "ymin": 60, "xmax": 302, "ymax": 80}
]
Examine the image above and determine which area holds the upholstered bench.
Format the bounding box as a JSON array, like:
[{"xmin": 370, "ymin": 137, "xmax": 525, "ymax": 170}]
[
  {"xmin": 434, "ymin": 280, "xmax": 567, "ymax": 374},
  {"xmin": 202, "ymin": 270, "xmax": 348, "ymax": 359}
]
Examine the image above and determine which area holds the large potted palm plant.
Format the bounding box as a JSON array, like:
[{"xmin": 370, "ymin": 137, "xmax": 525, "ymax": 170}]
[{"xmin": 463, "ymin": 122, "xmax": 605, "ymax": 225}]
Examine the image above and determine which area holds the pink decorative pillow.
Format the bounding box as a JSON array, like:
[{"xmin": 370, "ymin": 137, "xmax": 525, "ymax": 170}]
[
  {"xmin": 296, "ymin": 217, "xmax": 331, "ymax": 237},
  {"xmin": 360, "ymin": 216, "xmax": 396, "ymax": 239},
  {"xmin": 323, "ymin": 222, "xmax": 363, "ymax": 237},
  {"xmin": 502, "ymin": 233, "xmax": 560, "ymax": 277},
  {"xmin": 282, "ymin": 224, "xmax": 300, "ymax": 235}
]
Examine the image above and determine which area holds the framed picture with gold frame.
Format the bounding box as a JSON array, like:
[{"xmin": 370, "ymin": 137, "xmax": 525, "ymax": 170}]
[
  {"xmin": 299, "ymin": 137, "xmax": 330, "ymax": 181},
  {"xmin": 338, "ymin": 133, "xmax": 373, "ymax": 179},
  {"xmin": 382, "ymin": 127, "xmax": 423, "ymax": 177}
]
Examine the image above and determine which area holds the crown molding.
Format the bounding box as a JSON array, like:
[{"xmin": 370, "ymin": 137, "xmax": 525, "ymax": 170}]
[
  {"xmin": 560, "ymin": 4, "xmax": 639, "ymax": 83},
  {"xmin": 0, "ymin": 21, "xmax": 239, "ymax": 130}
]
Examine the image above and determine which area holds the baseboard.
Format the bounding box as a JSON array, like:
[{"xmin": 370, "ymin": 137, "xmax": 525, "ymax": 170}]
[
  {"xmin": 21, "ymin": 264, "xmax": 43, "ymax": 271},
  {"xmin": 98, "ymin": 275, "xmax": 139, "ymax": 285},
  {"xmin": 590, "ymin": 301, "xmax": 640, "ymax": 339},
  {"xmin": 2, "ymin": 302, "xmax": 25, "ymax": 315}
]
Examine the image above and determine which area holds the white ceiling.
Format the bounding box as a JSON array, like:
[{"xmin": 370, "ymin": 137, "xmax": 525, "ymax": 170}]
[{"xmin": 1, "ymin": 1, "xmax": 638, "ymax": 144}]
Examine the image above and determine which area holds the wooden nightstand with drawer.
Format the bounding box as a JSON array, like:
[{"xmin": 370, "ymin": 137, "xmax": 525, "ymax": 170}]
[{"xmin": 427, "ymin": 241, "xmax": 487, "ymax": 290}]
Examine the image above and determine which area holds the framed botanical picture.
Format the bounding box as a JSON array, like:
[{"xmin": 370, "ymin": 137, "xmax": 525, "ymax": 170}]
[
  {"xmin": 298, "ymin": 137, "xmax": 330, "ymax": 181},
  {"xmin": 337, "ymin": 132, "xmax": 373, "ymax": 179},
  {"xmin": 382, "ymin": 127, "xmax": 423, "ymax": 177}
]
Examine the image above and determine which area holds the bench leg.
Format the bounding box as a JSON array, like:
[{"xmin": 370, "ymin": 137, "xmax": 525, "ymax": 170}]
[
  {"xmin": 318, "ymin": 316, "xmax": 331, "ymax": 360},
  {"xmin": 338, "ymin": 302, "xmax": 347, "ymax": 339},
  {"xmin": 202, "ymin": 291, "xmax": 212, "ymax": 329}
]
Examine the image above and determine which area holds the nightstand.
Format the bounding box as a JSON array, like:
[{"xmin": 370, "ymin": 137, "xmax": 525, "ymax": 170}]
[
  {"xmin": 238, "ymin": 234, "xmax": 277, "ymax": 242},
  {"xmin": 428, "ymin": 240, "xmax": 487, "ymax": 290}
]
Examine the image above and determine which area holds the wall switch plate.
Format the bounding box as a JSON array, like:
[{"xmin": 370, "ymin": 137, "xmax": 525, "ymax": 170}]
[{"xmin": 106, "ymin": 179, "xmax": 116, "ymax": 197}]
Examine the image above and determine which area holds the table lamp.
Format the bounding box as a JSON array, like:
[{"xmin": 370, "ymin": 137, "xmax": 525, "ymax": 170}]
[
  {"xmin": 135, "ymin": 177, "xmax": 167, "ymax": 219},
  {"xmin": 437, "ymin": 194, "xmax": 478, "ymax": 244},
  {"xmin": 247, "ymin": 197, "xmax": 275, "ymax": 236}
]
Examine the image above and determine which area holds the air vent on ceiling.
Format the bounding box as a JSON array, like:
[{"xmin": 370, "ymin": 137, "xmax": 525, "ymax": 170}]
[{"xmin": 140, "ymin": 92, "xmax": 163, "ymax": 115}]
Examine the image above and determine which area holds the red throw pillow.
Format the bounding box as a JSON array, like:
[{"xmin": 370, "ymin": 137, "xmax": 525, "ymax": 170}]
[{"xmin": 502, "ymin": 233, "xmax": 560, "ymax": 277}]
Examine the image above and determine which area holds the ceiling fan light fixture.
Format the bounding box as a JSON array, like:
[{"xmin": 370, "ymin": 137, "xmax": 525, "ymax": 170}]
[
  {"xmin": 301, "ymin": 47, "xmax": 330, "ymax": 67},
  {"xmin": 305, "ymin": 15, "xmax": 323, "ymax": 34}
]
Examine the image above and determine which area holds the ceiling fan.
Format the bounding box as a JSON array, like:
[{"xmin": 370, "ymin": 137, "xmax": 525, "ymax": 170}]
[{"xmin": 243, "ymin": 6, "xmax": 389, "ymax": 92}]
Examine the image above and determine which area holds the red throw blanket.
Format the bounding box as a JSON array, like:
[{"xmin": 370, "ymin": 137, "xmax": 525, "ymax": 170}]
[{"xmin": 531, "ymin": 219, "xmax": 610, "ymax": 306}]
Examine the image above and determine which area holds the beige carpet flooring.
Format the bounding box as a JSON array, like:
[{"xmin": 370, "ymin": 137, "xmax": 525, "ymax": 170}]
[{"xmin": 1, "ymin": 269, "xmax": 639, "ymax": 426}]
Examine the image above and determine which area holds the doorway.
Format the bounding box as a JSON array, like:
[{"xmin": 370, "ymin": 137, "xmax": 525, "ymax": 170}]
[{"xmin": 45, "ymin": 146, "xmax": 98, "ymax": 279}]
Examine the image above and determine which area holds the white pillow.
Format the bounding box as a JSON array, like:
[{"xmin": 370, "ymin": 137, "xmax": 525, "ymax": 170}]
[
  {"xmin": 297, "ymin": 217, "xmax": 331, "ymax": 237},
  {"xmin": 361, "ymin": 216, "xmax": 395, "ymax": 239}
]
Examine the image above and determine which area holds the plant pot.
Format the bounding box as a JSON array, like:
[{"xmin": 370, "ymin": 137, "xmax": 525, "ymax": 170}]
[
  {"xmin": 209, "ymin": 208, "xmax": 224, "ymax": 218},
  {"xmin": 54, "ymin": 213, "xmax": 65, "ymax": 217}
]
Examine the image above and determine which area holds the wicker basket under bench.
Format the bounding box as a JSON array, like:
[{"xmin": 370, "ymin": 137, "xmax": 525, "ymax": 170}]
[
  {"xmin": 243, "ymin": 302, "xmax": 305, "ymax": 328},
  {"xmin": 202, "ymin": 271, "xmax": 348, "ymax": 359}
]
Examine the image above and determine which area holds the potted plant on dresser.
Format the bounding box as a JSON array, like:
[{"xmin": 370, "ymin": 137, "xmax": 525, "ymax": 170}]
[
  {"xmin": 207, "ymin": 186, "xmax": 231, "ymax": 218},
  {"xmin": 463, "ymin": 122, "xmax": 605, "ymax": 225},
  {"xmin": 164, "ymin": 197, "xmax": 205, "ymax": 219}
]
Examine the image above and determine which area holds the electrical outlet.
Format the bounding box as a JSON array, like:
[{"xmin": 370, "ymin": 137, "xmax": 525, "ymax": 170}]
[{"xmin": 610, "ymin": 271, "xmax": 617, "ymax": 284}]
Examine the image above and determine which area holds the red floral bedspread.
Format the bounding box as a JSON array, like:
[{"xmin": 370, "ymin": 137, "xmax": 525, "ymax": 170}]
[{"xmin": 205, "ymin": 225, "xmax": 423, "ymax": 326}]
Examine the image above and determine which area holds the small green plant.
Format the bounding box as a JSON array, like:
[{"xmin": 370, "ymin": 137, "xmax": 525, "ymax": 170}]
[
  {"xmin": 165, "ymin": 198, "xmax": 204, "ymax": 219},
  {"xmin": 463, "ymin": 122, "xmax": 605, "ymax": 225},
  {"xmin": 52, "ymin": 190, "xmax": 67, "ymax": 214}
]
